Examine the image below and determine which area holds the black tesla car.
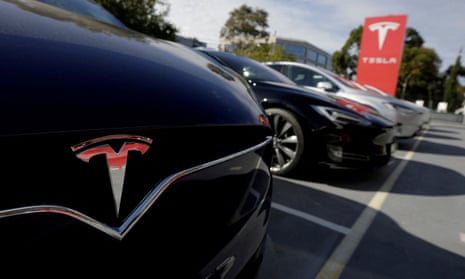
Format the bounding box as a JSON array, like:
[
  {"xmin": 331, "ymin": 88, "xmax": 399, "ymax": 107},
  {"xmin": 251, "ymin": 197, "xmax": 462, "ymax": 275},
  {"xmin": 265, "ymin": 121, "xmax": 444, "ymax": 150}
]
[
  {"xmin": 198, "ymin": 49, "xmax": 397, "ymax": 176},
  {"xmin": 0, "ymin": 1, "xmax": 273, "ymax": 278}
]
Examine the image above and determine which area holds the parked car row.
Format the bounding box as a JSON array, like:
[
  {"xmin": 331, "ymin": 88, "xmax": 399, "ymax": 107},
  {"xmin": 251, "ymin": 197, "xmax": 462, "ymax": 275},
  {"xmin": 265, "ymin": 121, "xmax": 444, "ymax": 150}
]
[
  {"xmin": 1, "ymin": 1, "xmax": 273, "ymax": 277},
  {"xmin": 353, "ymin": 80, "xmax": 432, "ymax": 129},
  {"xmin": 2, "ymin": 0, "xmax": 429, "ymax": 277},
  {"xmin": 197, "ymin": 50, "xmax": 397, "ymax": 176},
  {"xmin": 29, "ymin": 0, "xmax": 417, "ymax": 175},
  {"xmin": 265, "ymin": 61, "xmax": 431, "ymax": 138}
]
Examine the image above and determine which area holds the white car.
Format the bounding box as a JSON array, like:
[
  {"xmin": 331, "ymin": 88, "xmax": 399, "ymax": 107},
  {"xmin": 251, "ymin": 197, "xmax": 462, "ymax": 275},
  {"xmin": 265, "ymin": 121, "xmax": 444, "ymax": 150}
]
[{"xmin": 265, "ymin": 61, "xmax": 426, "ymax": 138}]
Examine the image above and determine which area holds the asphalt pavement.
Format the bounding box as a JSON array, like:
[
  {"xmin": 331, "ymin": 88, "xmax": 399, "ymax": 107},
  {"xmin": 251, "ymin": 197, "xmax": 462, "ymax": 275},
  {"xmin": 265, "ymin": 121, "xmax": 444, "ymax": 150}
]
[{"xmin": 256, "ymin": 120, "xmax": 465, "ymax": 279}]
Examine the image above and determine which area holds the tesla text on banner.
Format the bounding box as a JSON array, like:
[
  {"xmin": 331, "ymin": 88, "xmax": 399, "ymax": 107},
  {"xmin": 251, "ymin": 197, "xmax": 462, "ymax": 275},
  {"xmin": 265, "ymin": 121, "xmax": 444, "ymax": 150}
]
[{"xmin": 356, "ymin": 14, "xmax": 408, "ymax": 96}]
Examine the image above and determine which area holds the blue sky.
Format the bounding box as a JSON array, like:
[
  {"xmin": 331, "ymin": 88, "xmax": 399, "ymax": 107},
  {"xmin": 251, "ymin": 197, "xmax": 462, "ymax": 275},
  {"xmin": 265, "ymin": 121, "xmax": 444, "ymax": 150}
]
[{"xmin": 167, "ymin": 0, "xmax": 465, "ymax": 72}]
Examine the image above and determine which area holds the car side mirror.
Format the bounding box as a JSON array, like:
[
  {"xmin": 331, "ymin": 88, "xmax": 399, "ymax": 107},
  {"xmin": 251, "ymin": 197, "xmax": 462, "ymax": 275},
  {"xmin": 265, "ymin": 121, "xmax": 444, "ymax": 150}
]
[{"xmin": 316, "ymin": 81, "xmax": 333, "ymax": 91}]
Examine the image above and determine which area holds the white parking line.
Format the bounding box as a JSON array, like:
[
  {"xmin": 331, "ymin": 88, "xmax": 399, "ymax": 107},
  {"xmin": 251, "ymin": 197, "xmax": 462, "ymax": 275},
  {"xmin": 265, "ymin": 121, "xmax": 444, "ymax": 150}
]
[
  {"xmin": 315, "ymin": 134, "xmax": 424, "ymax": 279},
  {"xmin": 271, "ymin": 202, "xmax": 351, "ymax": 235}
]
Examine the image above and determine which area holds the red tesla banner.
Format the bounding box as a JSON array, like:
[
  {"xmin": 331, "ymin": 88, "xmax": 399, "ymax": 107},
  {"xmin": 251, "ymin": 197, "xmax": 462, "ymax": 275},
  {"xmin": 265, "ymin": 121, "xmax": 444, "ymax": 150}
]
[{"xmin": 356, "ymin": 14, "xmax": 408, "ymax": 96}]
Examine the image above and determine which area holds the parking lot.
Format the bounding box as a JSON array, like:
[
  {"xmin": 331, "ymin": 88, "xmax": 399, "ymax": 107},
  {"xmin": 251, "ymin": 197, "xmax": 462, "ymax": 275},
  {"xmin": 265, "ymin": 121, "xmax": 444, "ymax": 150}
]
[{"xmin": 256, "ymin": 119, "xmax": 465, "ymax": 279}]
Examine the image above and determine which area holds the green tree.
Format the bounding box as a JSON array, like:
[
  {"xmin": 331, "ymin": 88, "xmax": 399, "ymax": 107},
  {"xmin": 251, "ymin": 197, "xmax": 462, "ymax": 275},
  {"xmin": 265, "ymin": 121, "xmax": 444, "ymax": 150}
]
[
  {"xmin": 398, "ymin": 47, "xmax": 441, "ymax": 100},
  {"xmin": 220, "ymin": 4, "xmax": 270, "ymax": 53},
  {"xmin": 221, "ymin": 4, "xmax": 269, "ymax": 41},
  {"xmin": 404, "ymin": 27, "xmax": 424, "ymax": 48},
  {"xmin": 237, "ymin": 44, "xmax": 295, "ymax": 62},
  {"xmin": 397, "ymin": 28, "xmax": 441, "ymax": 107},
  {"xmin": 443, "ymin": 52, "xmax": 464, "ymax": 112},
  {"xmin": 95, "ymin": 0, "xmax": 178, "ymax": 40},
  {"xmin": 331, "ymin": 25, "xmax": 362, "ymax": 79},
  {"xmin": 219, "ymin": 5, "xmax": 293, "ymax": 61}
]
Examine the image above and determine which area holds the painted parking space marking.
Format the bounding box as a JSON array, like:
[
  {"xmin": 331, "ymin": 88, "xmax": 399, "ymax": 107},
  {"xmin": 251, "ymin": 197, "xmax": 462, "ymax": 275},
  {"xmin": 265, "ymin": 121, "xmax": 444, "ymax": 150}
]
[
  {"xmin": 315, "ymin": 134, "xmax": 424, "ymax": 279},
  {"xmin": 272, "ymin": 202, "xmax": 351, "ymax": 235}
]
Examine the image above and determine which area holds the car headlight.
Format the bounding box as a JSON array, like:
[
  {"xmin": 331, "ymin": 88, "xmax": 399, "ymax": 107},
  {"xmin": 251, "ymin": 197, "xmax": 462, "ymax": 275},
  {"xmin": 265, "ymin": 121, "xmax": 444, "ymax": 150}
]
[{"xmin": 312, "ymin": 105, "xmax": 370, "ymax": 126}]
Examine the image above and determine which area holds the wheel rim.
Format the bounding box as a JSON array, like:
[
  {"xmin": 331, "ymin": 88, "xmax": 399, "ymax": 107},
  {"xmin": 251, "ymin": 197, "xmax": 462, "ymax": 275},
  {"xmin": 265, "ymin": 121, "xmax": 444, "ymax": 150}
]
[{"xmin": 269, "ymin": 113, "xmax": 299, "ymax": 173}]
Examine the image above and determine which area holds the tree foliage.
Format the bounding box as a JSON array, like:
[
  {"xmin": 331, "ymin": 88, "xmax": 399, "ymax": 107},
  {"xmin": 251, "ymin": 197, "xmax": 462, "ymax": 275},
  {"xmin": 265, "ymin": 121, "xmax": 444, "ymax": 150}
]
[
  {"xmin": 95, "ymin": 0, "xmax": 178, "ymax": 40},
  {"xmin": 398, "ymin": 47, "xmax": 441, "ymax": 100},
  {"xmin": 220, "ymin": 5, "xmax": 292, "ymax": 61},
  {"xmin": 397, "ymin": 28, "xmax": 442, "ymax": 107},
  {"xmin": 220, "ymin": 4, "xmax": 269, "ymax": 42},
  {"xmin": 331, "ymin": 25, "xmax": 362, "ymax": 79},
  {"xmin": 404, "ymin": 27, "xmax": 424, "ymax": 48},
  {"xmin": 236, "ymin": 44, "xmax": 295, "ymax": 62},
  {"xmin": 443, "ymin": 53, "xmax": 464, "ymax": 111}
]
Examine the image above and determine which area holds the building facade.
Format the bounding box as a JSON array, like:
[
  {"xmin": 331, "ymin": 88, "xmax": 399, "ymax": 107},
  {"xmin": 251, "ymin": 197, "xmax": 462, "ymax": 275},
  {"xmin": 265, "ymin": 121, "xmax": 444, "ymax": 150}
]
[
  {"xmin": 219, "ymin": 35, "xmax": 332, "ymax": 70},
  {"xmin": 273, "ymin": 37, "xmax": 331, "ymax": 70}
]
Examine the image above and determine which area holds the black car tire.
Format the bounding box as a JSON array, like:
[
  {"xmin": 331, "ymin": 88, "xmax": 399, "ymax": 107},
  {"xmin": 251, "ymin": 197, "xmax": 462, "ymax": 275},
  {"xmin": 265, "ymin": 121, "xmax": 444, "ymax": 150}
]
[{"xmin": 265, "ymin": 108, "xmax": 305, "ymax": 176}]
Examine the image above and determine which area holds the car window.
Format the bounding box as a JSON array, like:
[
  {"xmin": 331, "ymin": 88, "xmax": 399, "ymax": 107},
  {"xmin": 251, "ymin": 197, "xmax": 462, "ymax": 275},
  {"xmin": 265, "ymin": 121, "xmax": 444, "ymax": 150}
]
[
  {"xmin": 211, "ymin": 52, "xmax": 296, "ymax": 85},
  {"xmin": 288, "ymin": 66, "xmax": 331, "ymax": 88},
  {"xmin": 321, "ymin": 69, "xmax": 359, "ymax": 90},
  {"xmin": 35, "ymin": 0, "xmax": 127, "ymax": 28},
  {"xmin": 267, "ymin": 64, "xmax": 285, "ymax": 74}
]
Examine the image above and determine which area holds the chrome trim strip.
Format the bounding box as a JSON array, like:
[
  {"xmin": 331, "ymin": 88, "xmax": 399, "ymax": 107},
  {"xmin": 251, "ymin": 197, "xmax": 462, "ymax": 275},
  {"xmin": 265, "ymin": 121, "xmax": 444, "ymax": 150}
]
[
  {"xmin": 0, "ymin": 136, "xmax": 272, "ymax": 240},
  {"xmin": 71, "ymin": 134, "xmax": 153, "ymax": 152}
]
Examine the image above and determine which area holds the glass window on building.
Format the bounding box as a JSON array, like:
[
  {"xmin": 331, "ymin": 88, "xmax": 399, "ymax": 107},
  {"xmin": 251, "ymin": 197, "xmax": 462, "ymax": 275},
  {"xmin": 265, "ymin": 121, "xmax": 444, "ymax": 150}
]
[
  {"xmin": 284, "ymin": 44, "xmax": 306, "ymax": 57},
  {"xmin": 306, "ymin": 49, "xmax": 317, "ymax": 63},
  {"xmin": 317, "ymin": 54, "xmax": 327, "ymax": 67}
]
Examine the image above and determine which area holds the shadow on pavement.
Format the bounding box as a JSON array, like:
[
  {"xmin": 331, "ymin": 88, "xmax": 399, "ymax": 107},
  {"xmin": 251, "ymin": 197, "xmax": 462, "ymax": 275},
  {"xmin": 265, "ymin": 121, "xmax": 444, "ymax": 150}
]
[{"xmin": 256, "ymin": 176, "xmax": 465, "ymax": 279}]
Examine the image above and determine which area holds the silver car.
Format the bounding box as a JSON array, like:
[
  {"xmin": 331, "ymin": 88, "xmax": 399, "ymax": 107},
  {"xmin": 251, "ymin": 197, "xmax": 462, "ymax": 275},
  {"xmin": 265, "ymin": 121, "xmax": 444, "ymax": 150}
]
[
  {"xmin": 265, "ymin": 61, "xmax": 426, "ymax": 138},
  {"xmin": 360, "ymin": 82, "xmax": 431, "ymax": 130}
]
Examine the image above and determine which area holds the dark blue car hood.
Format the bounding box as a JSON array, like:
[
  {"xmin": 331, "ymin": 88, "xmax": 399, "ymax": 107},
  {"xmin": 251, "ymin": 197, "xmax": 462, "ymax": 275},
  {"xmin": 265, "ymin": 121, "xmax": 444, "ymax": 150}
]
[{"xmin": 0, "ymin": 0, "xmax": 266, "ymax": 135}]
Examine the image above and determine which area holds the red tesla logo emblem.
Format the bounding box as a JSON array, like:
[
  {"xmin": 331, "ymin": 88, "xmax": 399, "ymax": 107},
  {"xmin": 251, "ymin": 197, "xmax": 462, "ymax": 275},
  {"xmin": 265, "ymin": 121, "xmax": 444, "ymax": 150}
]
[{"xmin": 71, "ymin": 135, "xmax": 153, "ymax": 217}]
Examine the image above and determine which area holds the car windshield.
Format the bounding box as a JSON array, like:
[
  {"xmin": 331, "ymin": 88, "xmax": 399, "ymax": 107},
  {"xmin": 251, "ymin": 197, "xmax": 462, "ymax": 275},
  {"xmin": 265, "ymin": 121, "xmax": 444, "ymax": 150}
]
[
  {"xmin": 206, "ymin": 52, "xmax": 296, "ymax": 85},
  {"xmin": 322, "ymin": 69, "xmax": 361, "ymax": 89}
]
